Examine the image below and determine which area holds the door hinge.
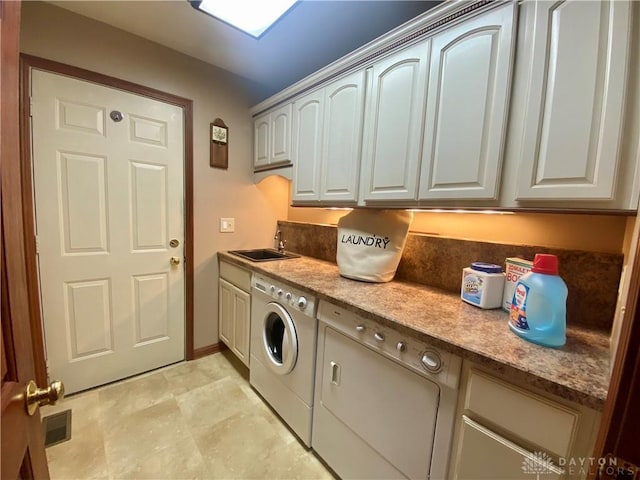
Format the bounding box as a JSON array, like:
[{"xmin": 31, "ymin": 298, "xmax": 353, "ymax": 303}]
[
  {"xmin": 35, "ymin": 235, "xmax": 39, "ymax": 254},
  {"xmin": 29, "ymin": 96, "xmax": 34, "ymax": 117}
]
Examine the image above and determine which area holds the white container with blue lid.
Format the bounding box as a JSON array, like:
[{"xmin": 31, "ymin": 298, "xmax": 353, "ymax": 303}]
[{"xmin": 461, "ymin": 262, "xmax": 505, "ymax": 309}]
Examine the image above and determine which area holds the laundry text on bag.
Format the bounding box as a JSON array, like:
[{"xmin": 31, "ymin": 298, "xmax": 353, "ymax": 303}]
[{"xmin": 340, "ymin": 234, "xmax": 391, "ymax": 249}]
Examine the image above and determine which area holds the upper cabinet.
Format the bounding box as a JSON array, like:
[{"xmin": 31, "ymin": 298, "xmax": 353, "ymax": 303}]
[
  {"xmin": 292, "ymin": 70, "xmax": 366, "ymax": 203},
  {"xmin": 292, "ymin": 89, "xmax": 324, "ymax": 201},
  {"xmin": 418, "ymin": 4, "xmax": 516, "ymax": 201},
  {"xmin": 360, "ymin": 41, "xmax": 430, "ymax": 202},
  {"xmin": 253, "ymin": 0, "xmax": 640, "ymax": 211},
  {"xmin": 253, "ymin": 103, "xmax": 293, "ymax": 170},
  {"xmin": 510, "ymin": 0, "xmax": 636, "ymax": 206}
]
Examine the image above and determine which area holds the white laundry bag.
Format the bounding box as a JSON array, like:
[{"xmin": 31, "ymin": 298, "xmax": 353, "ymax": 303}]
[{"xmin": 336, "ymin": 209, "xmax": 413, "ymax": 283}]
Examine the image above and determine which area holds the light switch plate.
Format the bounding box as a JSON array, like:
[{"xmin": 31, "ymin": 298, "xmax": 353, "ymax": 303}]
[{"xmin": 220, "ymin": 217, "xmax": 235, "ymax": 233}]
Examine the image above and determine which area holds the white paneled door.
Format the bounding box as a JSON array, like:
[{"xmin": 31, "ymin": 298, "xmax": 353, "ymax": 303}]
[{"xmin": 31, "ymin": 70, "xmax": 185, "ymax": 394}]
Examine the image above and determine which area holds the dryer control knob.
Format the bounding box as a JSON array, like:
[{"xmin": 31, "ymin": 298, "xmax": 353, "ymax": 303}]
[
  {"xmin": 269, "ymin": 285, "xmax": 276, "ymax": 293},
  {"xmin": 421, "ymin": 351, "xmax": 442, "ymax": 373},
  {"xmin": 277, "ymin": 289, "xmax": 283, "ymax": 296},
  {"xmin": 396, "ymin": 341, "xmax": 407, "ymax": 352},
  {"xmin": 297, "ymin": 297, "xmax": 307, "ymax": 310},
  {"xmin": 374, "ymin": 332, "xmax": 385, "ymax": 342},
  {"xmin": 285, "ymin": 292, "xmax": 292, "ymax": 301}
]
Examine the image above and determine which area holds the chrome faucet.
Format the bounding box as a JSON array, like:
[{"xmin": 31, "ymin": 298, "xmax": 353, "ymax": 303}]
[{"xmin": 274, "ymin": 229, "xmax": 287, "ymax": 254}]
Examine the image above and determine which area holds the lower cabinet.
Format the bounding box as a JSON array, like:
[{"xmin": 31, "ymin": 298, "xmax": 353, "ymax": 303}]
[
  {"xmin": 218, "ymin": 261, "xmax": 251, "ymax": 366},
  {"xmin": 450, "ymin": 364, "xmax": 600, "ymax": 480},
  {"xmin": 454, "ymin": 416, "xmax": 562, "ymax": 480}
]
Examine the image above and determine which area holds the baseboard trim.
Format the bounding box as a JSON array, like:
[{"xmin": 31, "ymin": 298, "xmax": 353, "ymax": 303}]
[{"xmin": 193, "ymin": 342, "xmax": 227, "ymax": 359}]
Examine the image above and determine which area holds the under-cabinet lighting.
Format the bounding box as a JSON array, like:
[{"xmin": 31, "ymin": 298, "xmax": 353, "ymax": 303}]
[
  {"xmin": 320, "ymin": 208, "xmax": 514, "ymax": 214},
  {"xmin": 190, "ymin": 0, "xmax": 298, "ymax": 38},
  {"xmin": 407, "ymin": 209, "xmax": 515, "ymax": 214}
]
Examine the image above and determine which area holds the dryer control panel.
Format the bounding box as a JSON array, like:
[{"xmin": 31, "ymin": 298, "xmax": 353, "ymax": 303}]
[
  {"xmin": 317, "ymin": 300, "xmax": 461, "ymax": 390},
  {"xmin": 252, "ymin": 274, "xmax": 316, "ymax": 317}
]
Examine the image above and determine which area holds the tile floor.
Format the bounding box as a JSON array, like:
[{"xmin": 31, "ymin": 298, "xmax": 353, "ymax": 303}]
[{"xmin": 42, "ymin": 351, "xmax": 335, "ymax": 480}]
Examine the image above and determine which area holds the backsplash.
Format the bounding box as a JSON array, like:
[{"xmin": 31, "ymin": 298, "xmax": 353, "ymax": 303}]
[{"xmin": 278, "ymin": 220, "xmax": 623, "ymax": 332}]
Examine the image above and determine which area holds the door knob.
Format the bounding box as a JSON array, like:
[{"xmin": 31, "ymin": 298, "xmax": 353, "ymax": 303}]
[
  {"xmin": 25, "ymin": 380, "xmax": 64, "ymax": 416},
  {"xmin": 170, "ymin": 256, "xmax": 181, "ymax": 265}
]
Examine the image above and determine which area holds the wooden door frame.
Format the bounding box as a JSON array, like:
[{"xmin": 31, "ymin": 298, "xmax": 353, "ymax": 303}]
[
  {"xmin": 19, "ymin": 55, "xmax": 195, "ymax": 387},
  {"xmin": 1, "ymin": 2, "xmax": 50, "ymax": 477},
  {"xmin": 591, "ymin": 211, "xmax": 640, "ymax": 477}
]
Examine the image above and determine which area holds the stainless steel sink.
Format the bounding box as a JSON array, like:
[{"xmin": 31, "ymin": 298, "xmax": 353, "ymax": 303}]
[{"xmin": 228, "ymin": 249, "xmax": 300, "ymax": 262}]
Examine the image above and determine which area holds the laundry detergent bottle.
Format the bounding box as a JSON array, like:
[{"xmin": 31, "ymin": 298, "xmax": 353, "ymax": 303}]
[{"xmin": 508, "ymin": 254, "xmax": 567, "ymax": 348}]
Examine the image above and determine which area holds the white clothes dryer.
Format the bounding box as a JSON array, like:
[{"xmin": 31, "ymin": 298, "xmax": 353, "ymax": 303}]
[{"xmin": 249, "ymin": 273, "xmax": 317, "ymax": 446}]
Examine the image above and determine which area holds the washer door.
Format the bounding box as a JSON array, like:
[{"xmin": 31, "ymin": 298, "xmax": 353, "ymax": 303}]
[{"xmin": 262, "ymin": 302, "xmax": 298, "ymax": 375}]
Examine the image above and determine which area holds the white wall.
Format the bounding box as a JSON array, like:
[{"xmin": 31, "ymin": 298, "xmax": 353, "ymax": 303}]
[{"xmin": 20, "ymin": 2, "xmax": 289, "ymax": 350}]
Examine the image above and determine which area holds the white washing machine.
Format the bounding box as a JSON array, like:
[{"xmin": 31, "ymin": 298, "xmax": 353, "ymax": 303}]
[{"xmin": 249, "ymin": 273, "xmax": 317, "ymax": 447}]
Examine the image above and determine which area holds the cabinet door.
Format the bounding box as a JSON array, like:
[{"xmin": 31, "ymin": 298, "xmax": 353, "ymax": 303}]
[
  {"xmin": 219, "ymin": 279, "xmax": 234, "ymax": 348},
  {"xmin": 271, "ymin": 103, "xmax": 292, "ymax": 165},
  {"xmin": 451, "ymin": 416, "xmax": 562, "ymax": 480},
  {"xmin": 361, "ymin": 41, "xmax": 430, "ymax": 201},
  {"xmin": 254, "ymin": 113, "xmax": 270, "ymax": 169},
  {"xmin": 320, "ymin": 71, "xmax": 366, "ymax": 202},
  {"xmin": 419, "ymin": 4, "xmax": 516, "ymax": 200},
  {"xmin": 232, "ymin": 287, "xmax": 250, "ymax": 366},
  {"xmin": 292, "ymin": 90, "xmax": 324, "ymax": 202},
  {"xmin": 515, "ymin": 0, "xmax": 631, "ymax": 201}
]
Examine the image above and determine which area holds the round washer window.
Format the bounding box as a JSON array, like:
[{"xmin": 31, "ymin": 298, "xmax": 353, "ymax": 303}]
[{"xmin": 262, "ymin": 302, "xmax": 298, "ymax": 375}]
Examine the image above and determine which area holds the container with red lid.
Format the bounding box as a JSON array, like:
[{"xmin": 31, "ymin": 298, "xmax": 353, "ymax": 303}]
[{"xmin": 508, "ymin": 254, "xmax": 567, "ymax": 347}]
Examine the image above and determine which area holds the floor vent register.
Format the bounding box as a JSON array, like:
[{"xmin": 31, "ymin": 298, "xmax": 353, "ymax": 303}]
[{"xmin": 42, "ymin": 409, "xmax": 72, "ymax": 447}]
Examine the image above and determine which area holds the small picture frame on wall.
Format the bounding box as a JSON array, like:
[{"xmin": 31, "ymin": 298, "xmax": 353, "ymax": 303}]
[
  {"xmin": 211, "ymin": 124, "xmax": 228, "ymax": 144},
  {"xmin": 210, "ymin": 118, "xmax": 228, "ymax": 169}
]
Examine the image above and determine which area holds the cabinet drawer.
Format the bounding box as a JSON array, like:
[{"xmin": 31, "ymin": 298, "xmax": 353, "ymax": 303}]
[
  {"xmin": 464, "ymin": 369, "xmax": 579, "ymax": 458},
  {"xmin": 219, "ymin": 260, "xmax": 251, "ymax": 291},
  {"xmin": 453, "ymin": 415, "xmax": 562, "ymax": 480}
]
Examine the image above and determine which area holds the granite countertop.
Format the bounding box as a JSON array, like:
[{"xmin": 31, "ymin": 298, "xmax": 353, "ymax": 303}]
[{"xmin": 218, "ymin": 252, "xmax": 610, "ymax": 410}]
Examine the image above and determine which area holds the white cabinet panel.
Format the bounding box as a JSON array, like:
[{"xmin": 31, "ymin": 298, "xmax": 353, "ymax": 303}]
[
  {"xmin": 419, "ymin": 4, "xmax": 515, "ymax": 200},
  {"xmin": 232, "ymin": 287, "xmax": 250, "ymax": 364},
  {"xmin": 292, "ymin": 90, "xmax": 324, "ymax": 201},
  {"xmin": 515, "ymin": 0, "xmax": 631, "ymax": 201},
  {"xmin": 219, "ymin": 278, "xmax": 234, "ymax": 347},
  {"xmin": 254, "ymin": 114, "xmax": 270, "ymax": 168},
  {"xmin": 451, "ymin": 416, "xmax": 562, "ymax": 480},
  {"xmin": 271, "ymin": 103, "xmax": 292, "ymax": 165},
  {"xmin": 321, "ymin": 71, "xmax": 366, "ymax": 202},
  {"xmin": 218, "ymin": 277, "xmax": 251, "ymax": 366},
  {"xmin": 465, "ymin": 369, "xmax": 578, "ymax": 459},
  {"xmin": 292, "ymin": 70, "xmax": 366, "ymax": 203},
  {"xmin": 450, "ymin": 365, "xmax": 601, "ymax": 480},
  {"xmin": 361, "ymin": 41, "xmax": 430, "ymax": 201},
  {"xmin": 253, "ymin": 103, "xmax": 292, "ymax": 170}
]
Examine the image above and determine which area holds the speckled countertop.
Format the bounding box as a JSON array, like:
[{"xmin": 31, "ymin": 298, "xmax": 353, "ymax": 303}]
[{"xmin": 218, "ymin": 252, "xmax": 610, "ymax": 410}]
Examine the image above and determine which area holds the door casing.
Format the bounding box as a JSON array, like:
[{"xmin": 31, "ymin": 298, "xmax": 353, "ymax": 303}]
[{"xmin": 19, "ymin": 55, "xmax": 195, "ymax": 386}]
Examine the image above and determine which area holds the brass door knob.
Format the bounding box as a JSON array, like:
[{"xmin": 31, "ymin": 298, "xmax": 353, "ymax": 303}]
[
  {"xmin": 170, "ymin": 256, "xmax": 181, "ymax": 265},
  {"xmin": 25, "ymin": 380, "xmax": 64, "ymax": 416}
]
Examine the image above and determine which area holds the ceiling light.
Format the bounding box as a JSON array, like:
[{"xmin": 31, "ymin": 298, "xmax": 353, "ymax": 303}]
[{"xmin": 190, "ymin": 0, "xmax": 298, "ymax": 38}]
